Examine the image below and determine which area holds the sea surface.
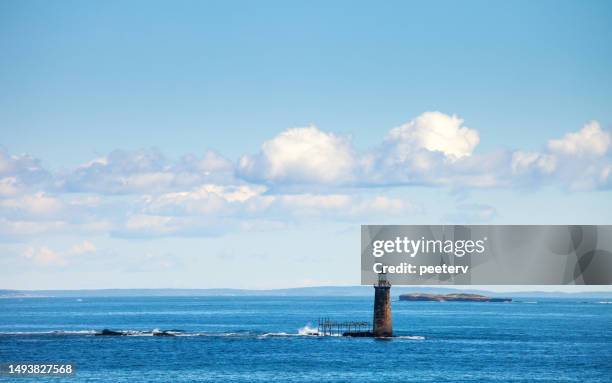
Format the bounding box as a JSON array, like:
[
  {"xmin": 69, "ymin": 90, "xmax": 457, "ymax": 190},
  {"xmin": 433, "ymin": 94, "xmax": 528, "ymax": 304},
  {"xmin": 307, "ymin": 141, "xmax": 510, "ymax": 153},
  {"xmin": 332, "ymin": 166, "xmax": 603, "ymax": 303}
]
[{"xmin": 0, "ymin": 296, "xmax": 611, "ymax": 382}]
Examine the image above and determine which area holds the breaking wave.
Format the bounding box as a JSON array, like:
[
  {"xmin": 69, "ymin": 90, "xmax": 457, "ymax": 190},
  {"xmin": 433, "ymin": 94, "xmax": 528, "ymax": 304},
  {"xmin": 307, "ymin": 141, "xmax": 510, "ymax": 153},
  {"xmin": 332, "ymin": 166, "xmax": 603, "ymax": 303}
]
[
  {"xmin": 0, "ymin": 329, "xmax": 304, "ymax": 337},
  {"xmin": 0, "ymin": 326, "xmax": 425, "ymax": 340},
  {"xmin": 396, "ymin": 335, "xmax": 425, "ymax": 340},
  {"xmin": 298, "ymin": 324, "xmax": 318, "ymax": 336}
]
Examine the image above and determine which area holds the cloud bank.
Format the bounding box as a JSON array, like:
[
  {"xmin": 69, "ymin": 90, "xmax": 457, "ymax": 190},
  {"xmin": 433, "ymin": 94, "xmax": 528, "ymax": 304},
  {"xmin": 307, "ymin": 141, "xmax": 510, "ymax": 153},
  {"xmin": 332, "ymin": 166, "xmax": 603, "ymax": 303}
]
[{"xmin": 1, "ymin": 112, "xmax": 610, "ymax": 239}]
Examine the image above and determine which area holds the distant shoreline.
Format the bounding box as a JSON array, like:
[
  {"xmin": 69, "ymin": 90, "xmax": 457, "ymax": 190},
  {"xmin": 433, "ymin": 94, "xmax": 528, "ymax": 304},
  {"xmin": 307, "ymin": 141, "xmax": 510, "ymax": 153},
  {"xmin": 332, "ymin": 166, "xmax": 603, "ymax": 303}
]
[{"xmin": 1, "ymin": 286, "xmax": 612, "ymax": 299}]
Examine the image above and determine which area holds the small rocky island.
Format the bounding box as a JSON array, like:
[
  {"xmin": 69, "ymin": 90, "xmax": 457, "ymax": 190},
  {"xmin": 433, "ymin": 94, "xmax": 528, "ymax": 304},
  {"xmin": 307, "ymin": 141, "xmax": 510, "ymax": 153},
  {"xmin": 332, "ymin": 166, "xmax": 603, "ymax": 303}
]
[{"xmin": 399, "ymin": 293, "xmax": 511, "ymax": 302}]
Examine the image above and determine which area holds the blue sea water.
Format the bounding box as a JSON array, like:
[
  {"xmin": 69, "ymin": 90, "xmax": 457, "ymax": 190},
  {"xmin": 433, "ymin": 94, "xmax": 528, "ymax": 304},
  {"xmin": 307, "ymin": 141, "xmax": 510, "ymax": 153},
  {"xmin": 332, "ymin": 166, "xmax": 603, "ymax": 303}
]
[{"xmin": 0, "ymin": 296, "xmax": 611, "ymax": 382}]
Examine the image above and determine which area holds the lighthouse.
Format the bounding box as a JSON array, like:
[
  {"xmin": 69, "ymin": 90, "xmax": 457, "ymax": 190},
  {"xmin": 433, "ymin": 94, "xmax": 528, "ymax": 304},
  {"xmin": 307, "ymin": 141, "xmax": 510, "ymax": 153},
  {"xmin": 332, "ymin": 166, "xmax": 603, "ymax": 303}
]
[{"xmin": 372, "ymin": 273, "xmax": 392, "ymax": 337}]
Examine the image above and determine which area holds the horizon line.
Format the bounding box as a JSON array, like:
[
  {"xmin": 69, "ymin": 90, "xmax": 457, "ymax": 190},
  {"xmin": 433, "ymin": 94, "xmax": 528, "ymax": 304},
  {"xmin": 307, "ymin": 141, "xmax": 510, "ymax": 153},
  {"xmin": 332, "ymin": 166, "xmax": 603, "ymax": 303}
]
[{"xmin": 3, "ymin": 285, "xmax": 612, "ymax": 294}]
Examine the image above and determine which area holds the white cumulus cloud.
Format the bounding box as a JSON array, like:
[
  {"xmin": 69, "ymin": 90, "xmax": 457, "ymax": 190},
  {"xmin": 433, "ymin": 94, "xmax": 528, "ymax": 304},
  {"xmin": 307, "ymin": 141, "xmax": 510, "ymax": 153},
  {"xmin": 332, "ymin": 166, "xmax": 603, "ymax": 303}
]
[
  {"xmin": 386, "ymin": 111, "xmax": 480, "ymax": 160},
  {"xmin": 62, "ymin": 149, "xmax": 235, "ymax": 194},
  {"xmin": 238, "ymin": 125, "xmax": 355, "ymax": 184},
  {"xmin": 510, "ymin": 121, "xmax": 612, "ymax": 190},
  {"xmin": 548, "ymin": 121, "xmax": 610, "ymax": 157},
  {"xmin": 0, "ymin": 150, "xmax": 50, "ymax": 193}
]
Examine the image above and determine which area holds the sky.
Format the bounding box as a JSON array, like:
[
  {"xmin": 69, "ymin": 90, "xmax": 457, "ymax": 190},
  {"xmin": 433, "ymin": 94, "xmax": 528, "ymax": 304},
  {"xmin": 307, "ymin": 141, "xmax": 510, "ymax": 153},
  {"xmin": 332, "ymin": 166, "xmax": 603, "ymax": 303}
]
[{"xmin": 1, "ymin": 0, "xmax": 611, "ymax": 290}]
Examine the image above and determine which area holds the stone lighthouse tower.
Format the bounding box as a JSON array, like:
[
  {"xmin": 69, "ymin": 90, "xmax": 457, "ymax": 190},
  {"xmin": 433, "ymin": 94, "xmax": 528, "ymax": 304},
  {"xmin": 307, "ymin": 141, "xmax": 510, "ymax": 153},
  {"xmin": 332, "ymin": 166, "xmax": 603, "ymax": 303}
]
[{"xmin": 372, "ymin": 273, "xmax": 392, "ymax": 337}]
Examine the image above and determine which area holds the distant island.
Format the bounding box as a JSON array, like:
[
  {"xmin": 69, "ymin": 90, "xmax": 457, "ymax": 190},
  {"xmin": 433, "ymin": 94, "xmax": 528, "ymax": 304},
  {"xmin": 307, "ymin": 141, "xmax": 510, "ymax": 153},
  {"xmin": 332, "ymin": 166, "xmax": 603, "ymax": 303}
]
[{"xmin": 400, "ymin": 293, "xmax": 512, "ymax": 302}]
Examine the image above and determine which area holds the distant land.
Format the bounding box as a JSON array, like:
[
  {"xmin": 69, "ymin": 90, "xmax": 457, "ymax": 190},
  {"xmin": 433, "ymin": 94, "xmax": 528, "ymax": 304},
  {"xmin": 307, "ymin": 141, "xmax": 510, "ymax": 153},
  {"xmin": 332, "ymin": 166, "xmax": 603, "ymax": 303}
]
[
  {"xmin": 400, "ymin": 293, "xmax": 512, "ymax": 302},
  {"xmin": 1, "ymin": 287, "xmax": 612, "ymax": 299}
]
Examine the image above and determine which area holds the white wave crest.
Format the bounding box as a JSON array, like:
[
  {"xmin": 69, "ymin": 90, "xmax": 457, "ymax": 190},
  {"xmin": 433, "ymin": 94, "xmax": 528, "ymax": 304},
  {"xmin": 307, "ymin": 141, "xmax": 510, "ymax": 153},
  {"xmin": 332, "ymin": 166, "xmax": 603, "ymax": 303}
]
[
  {"xmin": 259, "ymin": 332, "xmax": 300, "ymax": 338},
  {"xmin": 396, "ymin": 335, "xmax": 425, "ymax": 340},
  {"xmin": 298, "ymin": 324, "xmax": 318, "ymax": 336}
]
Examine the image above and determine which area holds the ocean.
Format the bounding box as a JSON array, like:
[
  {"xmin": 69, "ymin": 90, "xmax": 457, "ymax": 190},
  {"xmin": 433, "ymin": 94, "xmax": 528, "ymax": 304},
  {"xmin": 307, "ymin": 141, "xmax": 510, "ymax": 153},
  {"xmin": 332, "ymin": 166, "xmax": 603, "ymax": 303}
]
[{"xmin": 0, "ymin": 296, "xmax": 611, "ymax": 382}]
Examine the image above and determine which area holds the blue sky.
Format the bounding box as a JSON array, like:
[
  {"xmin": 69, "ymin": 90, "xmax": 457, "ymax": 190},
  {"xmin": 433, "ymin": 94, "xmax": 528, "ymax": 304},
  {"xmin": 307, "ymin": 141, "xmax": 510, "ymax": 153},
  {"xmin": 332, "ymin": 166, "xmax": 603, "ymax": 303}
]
[{"xmin": 1, "ymin": 0, "xmax": 611, "ymax": 290}]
